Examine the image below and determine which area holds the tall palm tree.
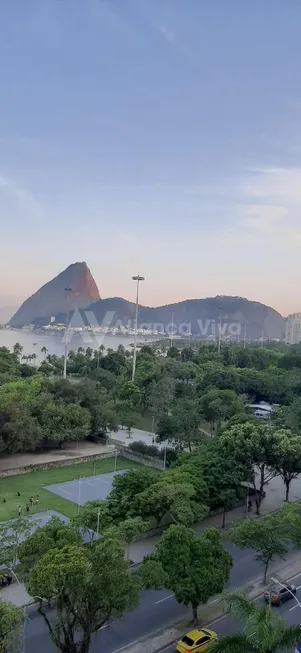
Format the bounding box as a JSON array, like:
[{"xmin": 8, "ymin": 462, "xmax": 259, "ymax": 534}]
[{"xmin": 213, "ymin": 593, "xmax": 301, "ymax": 653}]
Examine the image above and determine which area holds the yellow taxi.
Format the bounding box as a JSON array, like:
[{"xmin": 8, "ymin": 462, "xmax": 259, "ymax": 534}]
[{"xmin": 176, "ymin": 628, "xmax": 217, "ymax": 653}]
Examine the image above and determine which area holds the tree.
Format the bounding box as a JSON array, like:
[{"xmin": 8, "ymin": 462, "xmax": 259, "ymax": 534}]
[
  {"xmin": 18, "ymin": 517, "xmax": 81, "ymax": 574},
  {"xmin": 104, "ymin": 516, "xmax": 147, "ymax": 560},
  {"xmin": 149, "ymin": 377, "xmax": 175, "ymax": 416},
  {"xmin": 108, "ymin": 469, "xmax": 158, "ymax": 520},
  {"xmin": 12, "ymin": 343, "xmax": 23, "ymax": 360},
  {"xmin": 180, "ymin": 441, "xmax": 250, "ymax": 527},
  {"xmin": 271, "ymin": 429, "xmax": 301, "ymax": 501},
  {"xmin": 0, "ymin": 517, "xmax": 31, "ymax": 568},
  {"xmin": 0, "ymin": 599, "xmax": 24, "ymax": 653},
  {"xmin": 286, "ymin": 397, "xmax": 301, "ymax": 433},
  {"xmin": 229, "ymin": 506, "xmax": 294, "ymax": 583},
  {"xmin": 141, "ymin": 525, "xmax": 232, "ymax": 623},
  {"xmin": 36, "ymin": 399, "xmax": 91, "ymax": 449},
  {"xmin": 199, "ymin": 367, "xmax": 240, "ymax": 393},
  {"xmin": 72, "ymin": 501, "xmax": 112, "ymax": 540},
  {"xmin": 133, "ymin": 479, "xmax": 205, "ymax": 527},
  {"xmin": 199, "ymin": 389, "xmax": 243, "ymax": 435},
  {"xmin": 27, "ymin": 539, "xmax": 141, "ymax": 653},
  {"xmin": 213, "ymin": 592, "xmax": 301, "ymax": 653},
  {"xmin": 220, "ymin": 423, "xmax": 278, "ymax": 514},
  {"xmin": 157, "ymin": 399, "xmax": 203, "ymax": 451},
  {"xmin": 134, "ymin": 356, "xmax": 160, "ymax": 414},
  {"xmin": 41, "ymin": 346, "xmax": 48, "ymax": 358}
]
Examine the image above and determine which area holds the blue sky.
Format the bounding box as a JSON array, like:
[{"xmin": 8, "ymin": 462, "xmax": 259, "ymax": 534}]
[{"xmin": 1, "ymin": 0, "xmax": 301, "ymax": 314}]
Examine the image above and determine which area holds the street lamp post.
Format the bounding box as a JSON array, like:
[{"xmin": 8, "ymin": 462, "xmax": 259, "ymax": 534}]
[
  {"xmin": 218, "ymin": 307, "xmax": 222, "ymax": 354},
  {"xmin": 131, "ymin": 274, "xmax": 145, "ymax": 382},
  {"xmin": 63, "ymin": 287, "xmax": 72, "ymax": 379}
]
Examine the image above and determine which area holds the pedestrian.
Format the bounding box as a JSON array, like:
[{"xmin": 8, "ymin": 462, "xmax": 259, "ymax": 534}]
[
  {"xmin": 3, "ymin": 498, "xmax": 6, "ymax": 503},
  {"xmin": 17, "ymin": 505, "xmax": 21, "ymax": 516},
  {"xmin": 26, "ymin": 504, "xmax": 30, "ymax": 514},
  {"xmin": 152, "ymin": 437, "xmax": 155, "ymax": 445},
  {"xmin": 248, "ymin": 499, "xmax": 252, "ymax": 512},
  {"xmin": 17, "ymin": 491, "xmax": 20, "ymax": 497},
  {"xmin": 29, "ymin": 496, "xmax": 34, "ymax": 506},
  {"xmin": 35, "ymin": 495, "xmax": 39, "ymax": 505}
]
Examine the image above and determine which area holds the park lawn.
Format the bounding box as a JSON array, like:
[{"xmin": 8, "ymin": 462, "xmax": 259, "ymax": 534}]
[{"xmin": 0, "ymin": 457, "xmax": 141, "ymax": 522}]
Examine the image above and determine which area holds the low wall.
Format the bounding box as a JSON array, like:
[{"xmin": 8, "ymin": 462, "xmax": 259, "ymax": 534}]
[
  {"xmin": 114, "ymin": 444, "xmax": 164, "ymax": 470},
  {"xmin": 0, "ymin": 451, "xmax": 114, "ymax": 478}
]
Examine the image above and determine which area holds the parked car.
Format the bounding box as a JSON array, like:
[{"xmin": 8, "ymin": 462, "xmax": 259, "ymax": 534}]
[
  {"xmin": 176, "ymin": 629, "xmax": 217, "ymax": 652},
  {"xmin": 264, "ymin": 583, "xmax": 296, "ymax": 606}
]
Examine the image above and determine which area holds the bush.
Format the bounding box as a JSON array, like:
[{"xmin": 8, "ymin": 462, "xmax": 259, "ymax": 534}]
[{"xmin": 127, "ymin": 441, "xmax": 178, "ymax": 467}]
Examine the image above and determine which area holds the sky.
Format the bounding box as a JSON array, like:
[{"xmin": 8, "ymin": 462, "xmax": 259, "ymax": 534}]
[{"xmin": 1, "ymin": 0, "xmax": 301, "ymax": 316}]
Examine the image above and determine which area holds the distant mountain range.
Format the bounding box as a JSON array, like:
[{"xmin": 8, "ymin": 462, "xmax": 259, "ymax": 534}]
[{"xmin": 8, "ymin": 262, "xmax": 285, "ymax": 340}]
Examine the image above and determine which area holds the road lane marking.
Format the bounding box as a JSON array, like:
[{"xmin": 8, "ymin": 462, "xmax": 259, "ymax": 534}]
[
  {"xmin": 111, "ymin": 637, "xmax": 144, "ymax": 653},
  {"xmin": 287, "ymin": 572, "xmax": 301, "ymax": 582},
  {"xmin": 155, "ymin": 594, "xmax": 174, "ymax": 604},
  {"xmin": 206, "ymin": 614, "xmax": 228, "ymax": 627},
  {"xmin": 155, "ymin": 594, "xmax": 221, "ymax": 606}
]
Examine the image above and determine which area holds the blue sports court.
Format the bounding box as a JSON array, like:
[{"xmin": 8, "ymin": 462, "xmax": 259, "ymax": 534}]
[{"xmin": 44, "ymin": 470, "xmax": 127, "ymax": 507}]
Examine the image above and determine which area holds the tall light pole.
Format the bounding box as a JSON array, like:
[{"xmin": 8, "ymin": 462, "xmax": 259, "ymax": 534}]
[
  {"xmin": 63, "ymin": 287, "xmax": 72, "ymax": 379},
  {"xmin": 131, "ymin": 274, "xmax": 145, "ymax": 382},
  {"xmin": 218, "ymin": 307, "xmax": 222, "ymax": 354}
]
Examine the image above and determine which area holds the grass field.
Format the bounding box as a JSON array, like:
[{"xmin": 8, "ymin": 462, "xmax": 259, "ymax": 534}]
[{"xmin": 0, "ymin": 457, "xmax": 141, "ymax": 522}]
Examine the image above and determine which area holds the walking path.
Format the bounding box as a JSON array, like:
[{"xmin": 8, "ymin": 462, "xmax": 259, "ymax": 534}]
[{"xmin": 0, "ymin": 441, "xmax": 114, "ymax": 473}]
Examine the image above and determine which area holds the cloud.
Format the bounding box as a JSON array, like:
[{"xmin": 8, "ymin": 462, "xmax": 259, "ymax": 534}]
[
  {"xmin": 236, "ymin": 167, "xmax": 301, "ymax": 245},
  {"xmin": 242, "ymin": 167, "xmax": 301, "ymax": 203},
  {"xmin": 0, "ymin": 175, "xmax": 42, "ymax": 219},
  {"xmin": 158, "ymin": 25, "xmax": 176, "ymax": 44},
  {"xmin": 157, "ymin": 23, "xmax": 192, "ymax": 58},
  {"xmin": 242, "ymin": 204, "xmax": 287, "ymax": 234}
]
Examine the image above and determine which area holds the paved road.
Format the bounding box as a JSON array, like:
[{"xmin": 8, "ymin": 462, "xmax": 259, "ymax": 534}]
[
  {"xmin": 160, "ymin": 570, "xmax": 301, "ymax": 653},
  {"xmin": 22, "ymin": 541, "xmax": 296, "ymax": 653}
]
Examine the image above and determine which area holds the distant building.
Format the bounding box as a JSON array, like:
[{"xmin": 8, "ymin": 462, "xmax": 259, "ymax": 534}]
[
  {"xmin": 247, "ymin": 402, "xmax": 273, "ymax": 420},
  {"xmin": 285, "ymin": 313, "xmax": 301, "ymax": 345}
]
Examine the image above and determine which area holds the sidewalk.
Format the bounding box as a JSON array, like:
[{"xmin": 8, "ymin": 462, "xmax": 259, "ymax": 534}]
[
  {"xmin": 129, "ymin": 471, "xmax": 301, "ymax": 563},
  {"xmin": 0, "ymin": 582, "xmax": 31, "ymax": 607}
]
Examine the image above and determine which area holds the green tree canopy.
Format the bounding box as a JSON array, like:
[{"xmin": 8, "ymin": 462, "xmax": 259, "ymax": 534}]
[
  {"xmin": 27, "ymin": 538, "xmax": 141, "ymax": 653},
  {"xmin": 220, "ymin": 422, "xmax": 279, "ymax": 514},
  {"xmin": 0, "ymin": 599, "xmax": 24, "ymax": 653},
  {"xmin": 141, "ymin": 525, "xmax": 232, "ymax": 622}
]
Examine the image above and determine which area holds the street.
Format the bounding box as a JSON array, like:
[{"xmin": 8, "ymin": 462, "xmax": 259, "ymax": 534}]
[
  {"xmin": 22, "ymin": 541, "xmax": 299, "ymax": 652},
  {"xmin": 160, "ymin": 570, "xmax": 301, "ymax": 653}
]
